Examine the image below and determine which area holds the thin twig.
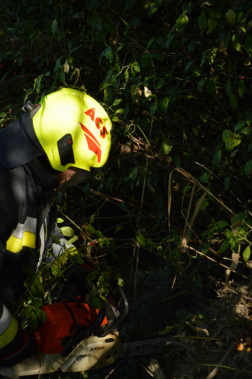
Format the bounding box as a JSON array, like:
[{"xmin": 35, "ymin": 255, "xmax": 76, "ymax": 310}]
[
  {"xmin": 187, "ymin": 245, "xmax": 249, "ymax": 279},
  {"xmin": 231, "ymin": 362, "xmax": 252, "ymax": 379},
  {"xmin": 104, "ymin": 356, "xmax": 130, "ymax": 379},
  {"xmin": 205, "ymin": 343, "xmax": 236, "ymax": 379}
]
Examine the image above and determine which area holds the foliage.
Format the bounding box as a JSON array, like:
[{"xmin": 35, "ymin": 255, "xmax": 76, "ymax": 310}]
[{"xmin": 2, "ymin": 0, "xmax": 252, "ymax": 376}]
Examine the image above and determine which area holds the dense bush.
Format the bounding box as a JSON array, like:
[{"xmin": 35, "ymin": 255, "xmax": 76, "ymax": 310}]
[{"xmin": 1, "ymin": 0, "xmax": 252, "ymax": 353}]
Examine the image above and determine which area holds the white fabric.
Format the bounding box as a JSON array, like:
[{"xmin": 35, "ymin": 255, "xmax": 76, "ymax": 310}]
[
  {"xmin": 44, "ymin": 238, "xmax": 74, "ymax": 264},
  {"xmin": 0, "ymin": 305, "xmax": 12, "ymax": 335}
]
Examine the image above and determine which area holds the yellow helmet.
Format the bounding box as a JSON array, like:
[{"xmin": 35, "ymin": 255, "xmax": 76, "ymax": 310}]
[{"xmin": 31, "ymin": 88, "xmax": 113, "ymax": 172}]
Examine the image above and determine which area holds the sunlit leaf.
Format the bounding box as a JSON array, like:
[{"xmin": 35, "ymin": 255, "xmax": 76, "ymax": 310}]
[
  {"xmin": 243, "ymin": 246, "xmax": 251, "ymax": 263},
  {"xmin": 161, "ymin": 139, "xmax": 170, "ymax": 155},
  {"xmin": 176, "ymin": 13, "xmax": 189, "ymax": 30},
  {"xmin": 60, "ymin": 226, "xmax": 75, "ymax": 237},
  {"xmin": 104, "ymin": 88, "xmax": 113, "ymax": 104},
  {"xmin": 232, "ymin": 34, "xmax": 241, "ymax": 52},
  {"xmin": 222, "ymin": 130, "xmax": 241, "ymax": 151},
  {"xmin": 52, "ymin": 19, "xmax": 57, "ymax": 35}
]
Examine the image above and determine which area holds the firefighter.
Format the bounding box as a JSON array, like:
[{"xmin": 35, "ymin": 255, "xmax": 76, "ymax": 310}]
[{"xmin": 0, "ymin": 88, "xmax": 116, "ymax": 366}]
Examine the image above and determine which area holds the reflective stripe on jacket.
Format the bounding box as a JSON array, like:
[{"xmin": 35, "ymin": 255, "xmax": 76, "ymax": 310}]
[{"xmin": 0, "ymin": 157, "xmax": 61, "ymax": 351}]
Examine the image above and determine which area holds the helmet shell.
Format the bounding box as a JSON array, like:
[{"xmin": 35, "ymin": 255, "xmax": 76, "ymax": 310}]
[{"xmin": 32, "ymin": 88, "xmax": 112, "ymax": 172}]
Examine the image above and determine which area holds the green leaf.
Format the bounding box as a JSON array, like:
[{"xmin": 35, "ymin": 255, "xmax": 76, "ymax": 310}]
[
  {"xmin": 35, "ymin": 309, "xmax": 47, "ymax": 323},
  {"xmin": 200, "ymin": 173, "xmax": 208, "ymax": 183},
  {"xmin": 150, "ymin": 100, "xmax": 158, "ymax": 117},
  {"xmin": 234, "ymin": 121, "xmax": 246, "ymax": 131},
  {"xmin": 147, "ymin": 38, "xmax": 155, "ymax": 49},
  {"xmin": 86, "ymin": 270, "xmax": 97, "ymax": 283},
  {"xmin": 51, "ymin": 235, "xmax": 61, "ymax": 244},
  {"xmin": 136, "ymin": 233, "xmax": 146, "ymax": 247},
  {"xmin": 115, "ymin": 55, "xmax": 120, "ymax": 71},
  {"xmin": 198, "ymin": 12, "xmax": 207, "ymax": 30},
  {"xmin": 57, "ymin": 218, "xmax": 64, "ymax": 223},
  {"xmin": 161, "ymin": 139, "xmax": 170, "ymax": 155},
  {"xmin": 124, "ymin": 68, "xmax": 129, "ymax": 81},
  {"xmin": 118, "ymin": 277, "xmax": 124, "ymax": 286},
  {"xmin": 159, "ymin": 97, "xmax": 170, "ymax": 113},
  {"xmin": 99, "ymin": 46, "xmax": 113, "ymax": 64},
  {"xmin": 120, "ymin": 202, "xmax": 127, "ymax": 211},
  {"xmin": 206, "ymin": 79, "xmax": 215, "ymax": 94},
  {"xmin": 201, "ymin": 51, "xmax": 207, "ymax": 66},
  {"xmin": 67, "ymin": 235, "xmax": 78, "ymax": 245},
  {"xmin": 245, "ymin": 159, "xmax": 252, "ymax": 175},
  {"xmin": 212, "ymin": 150, "xmax": 221, "ymax": 168},
  {"xmin": 198, "ymin": 78, "xmax": 207, "ymax": 92},
  {"xmin": 85, "ymin": 224, "xmax": 103, "ymax": 237},
  {"xmin": 29, "ymin": 312, "xmax": 38, "ymax": 331},
  {"xmin": 216, "ymin": 220, "xmax": 229, "ymax": 228},
  {"xmin": 245, "ymin": 36, "xmax": 252, "ymax": 53},
  {"xmin": 225, "ymin": 9, "xmax": 236, "ymax": 24},
  {"xmin": 30, "ymin": 276, "xmax": 44, "ymax": 295},
  {"xmin": 104, "ymin": 88, "xmax": 113, "ymax": 104},
  {"xmin": 207, "ymin": 18, "xmax": 218, "ymax": 34},
  {"xmin": 217, "ymin": 238, "xmax": 230, "ymax": 254},
  {"xmin": 52, "ymin": 19, "xmax": 57, "ymax": 35},
  {"xmin": 51, "ymin": 266, "xmax": 63, "ymax": 277},
  {"xmin": 112, "ymin": 99, "xmax": 123, "ymax": 107},
  {"xmin": 156, "ymin": 77, "xmax": 165, "ymax": 90},
  {"xmin": 176, "ymin": 13, "xmax": 189, "ymax": 31},
  {"xmin": 89, "ymin": 294, "xmax": 101, "ymax": 310},
  {"xmin": 222, "ymin": 130, "xmax": 241, "ymax": 151},
  {"xmin": 59, "ymin": 71, "xmax": 65, "ymax": 84},
  {"xmin": 238, "ymin": 80, "xmax": 246, "ymax": 97},
  {"xmin": 229, "ymin": 94, "xmax": 238, "ymax": 109},
  {"xmin": 60, "ymin": 226, "xmax": 74, "ymax": 237},
  {"xmin": 150, "ymin": 2, "xmax": 159, "ymax": 14},
  {"xmin": 0, "ymin": 112, "xmax": 7, "ymax": 117},
  {"xmin": 207, "ymin": 48, "xmax": 217, "ymax": 65},
  {"xmin": 161, "ymin": 326, "xmax": 173, "ymax": 335},
  {"xmin": 232, "ymin": 34, "xmax": 241, "ymax": 52},
  {"xmin": 232, "ymin": 212, "xmax": 248, "ymax": 223},
  {"xmin": 114, "ymin": 108, "xmax": 124, "ymax": 115},
  {"xmin": 243, "ymin": 246, "xmax": 251, "ymax": 263},
  {"xmin": 131, "ymin": 61, "xmax": 141, "ymax": 73},
  {"xmin": 130, "ymin": 167, "xmax": 138, "ymax": 181}
]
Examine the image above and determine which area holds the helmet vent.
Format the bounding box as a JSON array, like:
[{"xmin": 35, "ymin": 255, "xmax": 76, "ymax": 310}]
[{"xmin": 57, "ymin": 134, "xmax": 75, "ymax": 167}]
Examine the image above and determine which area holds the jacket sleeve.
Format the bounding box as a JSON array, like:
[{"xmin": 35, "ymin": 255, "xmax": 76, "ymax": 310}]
[
  {"xmin": 0, "ymin": 301, "xmax": 38, "ymax": 367},
  {"xmin": 0, "ymin": 166, "xmax": 38, "ymax": 366}
]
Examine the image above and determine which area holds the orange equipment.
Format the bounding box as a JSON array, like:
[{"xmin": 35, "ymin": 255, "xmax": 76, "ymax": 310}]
[{"xmin": 34, "ymin": 302, "xmax": 108, "ymax": 354}]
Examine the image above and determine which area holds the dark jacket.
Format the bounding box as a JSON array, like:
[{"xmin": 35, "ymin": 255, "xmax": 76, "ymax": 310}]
[{"xmin": 0, "ymin": 158, "xmax": 61, "ymax": 304}]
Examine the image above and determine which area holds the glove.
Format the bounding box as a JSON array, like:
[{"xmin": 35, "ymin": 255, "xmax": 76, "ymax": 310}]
[{"xmin": 0, "ymin": 304, "xmax": 38, "ymax": 367}]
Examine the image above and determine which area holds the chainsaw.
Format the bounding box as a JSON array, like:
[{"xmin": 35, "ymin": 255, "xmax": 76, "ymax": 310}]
[{"xmin": 0, "ymin": 284, "xmax": 172, "ymax": 377}]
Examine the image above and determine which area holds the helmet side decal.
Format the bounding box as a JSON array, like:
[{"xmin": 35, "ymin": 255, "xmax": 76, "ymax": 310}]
[
  {"xmin": 85, "ymin": 108, "xmax": 108, "ymax": 139},
  {"xmin": 79, "ymin": 122, "xmax": 101, "ymax": 163}
]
